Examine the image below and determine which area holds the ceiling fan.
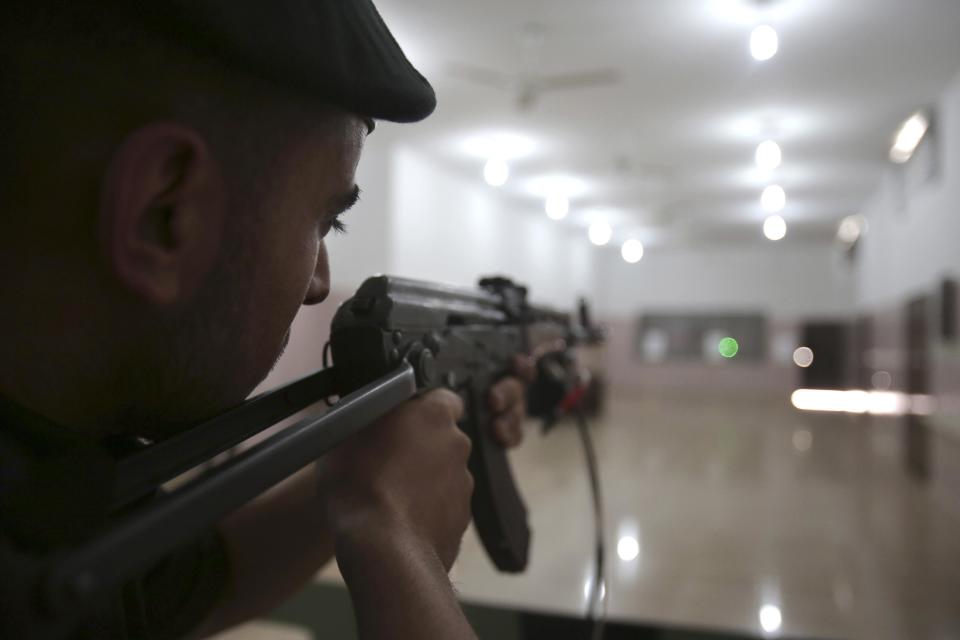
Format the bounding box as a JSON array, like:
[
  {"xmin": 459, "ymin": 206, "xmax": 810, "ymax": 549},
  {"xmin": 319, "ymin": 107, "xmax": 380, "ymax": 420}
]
[{"xmin": 446, "ymin": 22, "xmax": 620, "ymax": 111}]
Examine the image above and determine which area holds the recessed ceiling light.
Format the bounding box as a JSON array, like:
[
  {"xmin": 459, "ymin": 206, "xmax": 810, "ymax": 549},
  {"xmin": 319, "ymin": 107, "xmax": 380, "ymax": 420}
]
[
  {"xmin": 621, "ymin": 239, "xmax": 644, "ymax": 263},
  {"xmin": 750, "ymin": 25, "xmax": 779, "ymax": 61},
  {"xmin": 837, "ymin": 215, "xmax": 867, "ymax": 243},
  {"xmin": 755, "ymin": 140, "xmax": 782, "ymax": 170},
  {"xmin": 588, "ymin": 222, "xmax": 612, "ymax": 246},
  {"xmin": 763, "ymin": 215, "xmax": 787, "ymax": 241},
  {"xmin": 761, "ymin": 184, "xmax": 786, "ymax": 212},
  {"xmin": 483, "ymin": 158, "xmax": 509, "ymax": 187},
  {"xmin": 545, "ymin": 195, "xmax": 569, "ymax": 220}
]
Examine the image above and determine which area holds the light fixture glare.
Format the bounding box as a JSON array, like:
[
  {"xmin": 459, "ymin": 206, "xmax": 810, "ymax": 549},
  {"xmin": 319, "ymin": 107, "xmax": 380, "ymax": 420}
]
[
  {"xmin": 545, "ymin": 194, "xmax": 569, "ymax": 220},
  {"xmin": 889, "ymin": 112, "xmax": 929, "ymax": 163},
  {"xmin": 837, "ymin": 215, "xmax": 867, "ymax": 243},
  {"xmin": 763, "ymin": 215, "xmax": 787, "ymax": 241},
  {"xmin": 483, "ymin": 158, "xmax": 509, "ymax": 187},
  {"xmin": 588, "ymin": 222, "xmax": 612, "ymax": 246},
  {"xmin": 621, "ymin": 239, "xmax": 644, "ymax": 263},
  {"xmin": 755, "ymin": 140, "xmax": 782, "ymax": 170},
  {"xmin": 761, "ymin": 184, "xmax": 786, "ymax": 212},
  {"xmin": 750, "ymin": 25, "xmax": 779, "ymax": 61}
]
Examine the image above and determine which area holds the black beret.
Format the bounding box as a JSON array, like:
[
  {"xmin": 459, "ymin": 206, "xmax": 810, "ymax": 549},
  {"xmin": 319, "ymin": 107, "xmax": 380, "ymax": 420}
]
[
  {"xmin": 151, "ymin": 1, "xmax": 436, "ymax": 123},
  {"xmin": 82, "ymin": 1, "xmax": 435, "ymax": 123}
]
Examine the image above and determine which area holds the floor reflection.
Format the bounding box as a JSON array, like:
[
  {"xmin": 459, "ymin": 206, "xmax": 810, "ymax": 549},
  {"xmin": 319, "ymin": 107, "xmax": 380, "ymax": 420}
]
[
  {"xmin": 448, "ymin": 391, "xmax": 960, "ymax": 639},
  {"xmin": 303, "ymin": 391, "xmax": 960, "ymax": 639}
]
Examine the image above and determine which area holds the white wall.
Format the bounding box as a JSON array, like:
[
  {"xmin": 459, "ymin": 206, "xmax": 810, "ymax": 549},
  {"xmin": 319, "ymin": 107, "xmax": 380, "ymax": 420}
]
[
  {"xmin": 594, "ymin": 243, "xmax": 856, "ymax": 319},
  {"xmin": 856, "ymin": 70, "xmax": 960, "ymax": 309},
  {"xmin": 389, "ymin": 146, "xmax": 594, "ymax": 309},
  {"xmin": 853, "ymin": 69, "xmax": 960, "ymax": 439}
]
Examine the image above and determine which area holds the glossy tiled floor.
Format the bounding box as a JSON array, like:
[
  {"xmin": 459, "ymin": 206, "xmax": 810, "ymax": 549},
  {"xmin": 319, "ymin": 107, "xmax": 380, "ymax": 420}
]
[{"xmin": 309, "ymin": 390, "xmax": 960, "ymax": 640}]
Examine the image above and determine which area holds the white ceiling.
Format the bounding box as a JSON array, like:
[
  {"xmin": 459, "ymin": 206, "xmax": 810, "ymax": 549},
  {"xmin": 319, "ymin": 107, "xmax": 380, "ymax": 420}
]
[{"xmin": 375, "ymin": 0, "xmax": 960, "ymax": 248}]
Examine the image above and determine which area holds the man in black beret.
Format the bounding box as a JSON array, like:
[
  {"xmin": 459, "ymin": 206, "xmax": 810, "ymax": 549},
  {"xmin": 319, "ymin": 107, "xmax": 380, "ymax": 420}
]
[{"xmin": 0, "ymin": 2, "xmax": 532, "ymax": 638}]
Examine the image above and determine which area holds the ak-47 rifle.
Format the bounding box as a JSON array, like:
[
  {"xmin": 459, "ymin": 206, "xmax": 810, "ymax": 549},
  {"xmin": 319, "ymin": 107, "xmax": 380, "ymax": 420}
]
[{"xmin": 0, "ymin": 275, "xmax": 604, "ymax": 638}]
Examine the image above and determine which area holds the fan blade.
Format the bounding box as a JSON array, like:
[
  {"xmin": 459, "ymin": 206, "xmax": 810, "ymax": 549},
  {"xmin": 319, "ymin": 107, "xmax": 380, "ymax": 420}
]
[
  {"xmin": 537, "ymin": 68, "xmax": 621, "ymax": 91},
  {"xmin": 445, "ymin": 62, "xmax": 514, "ymax": 90}
]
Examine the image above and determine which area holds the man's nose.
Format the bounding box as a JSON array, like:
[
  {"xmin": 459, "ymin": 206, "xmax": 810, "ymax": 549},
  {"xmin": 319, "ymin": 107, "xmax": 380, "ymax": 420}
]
[{"xmin": 303, "ymin": 243, "xmax": 330, "ymax": 305}]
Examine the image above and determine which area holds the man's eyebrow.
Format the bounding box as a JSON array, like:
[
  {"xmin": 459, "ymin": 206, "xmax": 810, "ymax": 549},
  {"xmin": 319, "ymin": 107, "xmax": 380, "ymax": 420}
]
[{"xmin": 330, "ymin": 185, "xmax": 362, "ymax": 215}]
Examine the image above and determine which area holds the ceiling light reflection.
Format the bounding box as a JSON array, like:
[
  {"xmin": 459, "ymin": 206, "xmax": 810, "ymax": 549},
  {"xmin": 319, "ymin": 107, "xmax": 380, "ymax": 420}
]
[
  {"xmin": 791, "ymin": 389, "xmax": 936, "ymax": 416},
  {"xmin": 792, "ymin": 429, "xmax": 813, "ymax": 453},
  {"xmin": 617, "ymin": 536, "xmax": 640, "ymax": 562},
  {"xmin": 759, "ymin": 604, "xmax": 782, "ymax": 633},
  {"xmin": 871, "ymin": 370, "xmax": 892, "ymax": 390},
  {"xmin": 582, "ymin": 576, "xmax": 607, "ymax": 601},
  {"xmin": 792, "ymin": 347, "xmax": 814, "ymax": 368}
]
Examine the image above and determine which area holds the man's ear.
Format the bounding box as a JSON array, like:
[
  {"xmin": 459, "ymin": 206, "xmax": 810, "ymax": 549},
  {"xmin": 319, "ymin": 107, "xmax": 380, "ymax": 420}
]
[{"xmin": 100, "ymin": 122, "xmax": 227, "ymax": 306}]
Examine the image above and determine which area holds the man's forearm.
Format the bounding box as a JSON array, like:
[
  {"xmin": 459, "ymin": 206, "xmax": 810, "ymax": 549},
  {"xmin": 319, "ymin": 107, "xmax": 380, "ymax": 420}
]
[
  {"xmin": 200, "ymin": 465, "xmax": 478, "ymax": 640},
  {"xmin": 197, "ymin": 465, "xmax": 335, "ymax": 636},
  {"xmin": 336, "ymin": 524, "xmax": 478, "ymax": 640}
]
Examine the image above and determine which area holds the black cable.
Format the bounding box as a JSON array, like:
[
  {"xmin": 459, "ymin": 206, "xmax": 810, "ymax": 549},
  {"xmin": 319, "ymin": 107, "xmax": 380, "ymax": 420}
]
[{"xmin": 574, "ymin": 409, "xmax": 607, "ymax": 640}]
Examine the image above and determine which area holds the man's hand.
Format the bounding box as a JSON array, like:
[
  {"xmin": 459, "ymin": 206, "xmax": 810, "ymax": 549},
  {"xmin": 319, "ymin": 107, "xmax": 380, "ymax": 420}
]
[
  {"xmin": 487, "ymin": 354, "xmax": 537, "ymax": 448},
  {"xmin": 207, "ymin": 357, "xmax": 536, "ymax": 639},
  {"xmin": 314, "ymin": 390, "xmax": 480, "ymax": 640},
  {"xmin": 315, "ymin": 388, "xmax": 471, "ymax": 570},
  {"xmin": 207, "ymin": 385, "xmax": 483, "ymax": 639}
]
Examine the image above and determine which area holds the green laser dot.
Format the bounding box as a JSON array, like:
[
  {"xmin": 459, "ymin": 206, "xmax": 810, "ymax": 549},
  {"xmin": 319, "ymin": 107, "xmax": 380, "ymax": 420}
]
[{"xmin": 718, "ymin": 337, "xmax": 739, "ymax": 358}]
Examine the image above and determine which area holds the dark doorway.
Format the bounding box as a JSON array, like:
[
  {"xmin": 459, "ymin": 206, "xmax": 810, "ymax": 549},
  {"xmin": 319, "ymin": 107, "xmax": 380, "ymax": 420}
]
[
  {"xmin": 799, "ymin": 322, "xmax": 850, "ymax": 389},
  {"xmin": 852, "ymin": 315, "xmax": 874, "ymax": 389},
  {"xmin": 904, "ymin": 296, "xmax": 932, "ymax": 481},
  {"xmin": 940, "ymin": 277, "xmax": 957, "ymax": 342}
]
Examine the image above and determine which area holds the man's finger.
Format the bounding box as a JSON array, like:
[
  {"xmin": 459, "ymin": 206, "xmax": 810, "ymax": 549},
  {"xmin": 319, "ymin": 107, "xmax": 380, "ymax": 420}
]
[
  {"xmin": 487, "ymin": 376, "xmax": 525, "ymax": 414},
  {"xmin": 493, "ymin": 409, "xmax": 524, "ymax": 448},
  {"xmin": 422, "ymin": 388, "xmax": 466, "ymax": 422}
]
